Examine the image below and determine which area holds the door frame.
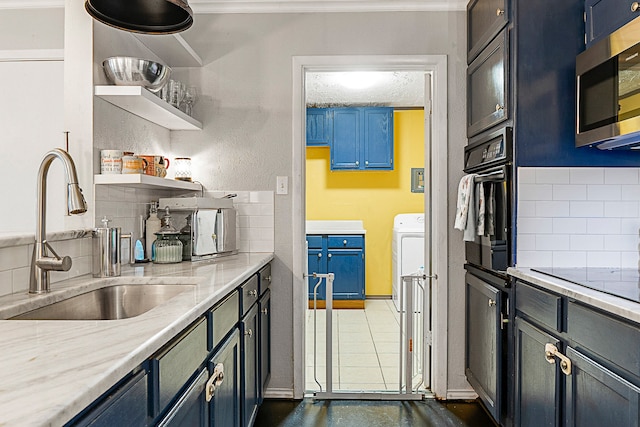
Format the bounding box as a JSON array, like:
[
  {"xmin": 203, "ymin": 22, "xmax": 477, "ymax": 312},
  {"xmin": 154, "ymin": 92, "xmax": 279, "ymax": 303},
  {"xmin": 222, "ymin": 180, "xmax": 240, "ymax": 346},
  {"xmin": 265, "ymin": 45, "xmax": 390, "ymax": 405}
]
[{"xmin": 291, "ymin": 55, "xmax": 449, "ymax": 399}]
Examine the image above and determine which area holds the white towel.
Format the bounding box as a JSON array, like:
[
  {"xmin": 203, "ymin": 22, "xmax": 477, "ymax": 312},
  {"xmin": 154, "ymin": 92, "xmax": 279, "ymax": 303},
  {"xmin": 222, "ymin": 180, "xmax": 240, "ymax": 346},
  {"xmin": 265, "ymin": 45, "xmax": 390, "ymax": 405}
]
[
  {"xmin": 486, "ymin": 184, "xmax": 495, "ymax": 236},
  {"xmin": 476, "ymin": 182, "xmax": 485, "ymax": 236},
  {"xmin": 454, "ymin": 174, "xmax": 478, "ymax": 241}
]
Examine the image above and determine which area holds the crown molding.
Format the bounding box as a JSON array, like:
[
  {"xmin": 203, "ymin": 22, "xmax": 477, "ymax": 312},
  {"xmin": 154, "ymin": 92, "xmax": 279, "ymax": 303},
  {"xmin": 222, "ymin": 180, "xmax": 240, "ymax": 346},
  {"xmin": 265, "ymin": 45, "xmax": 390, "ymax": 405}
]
[{"xmin": 0, "ymin": 0, "xmax": 466, "ymax": 12}]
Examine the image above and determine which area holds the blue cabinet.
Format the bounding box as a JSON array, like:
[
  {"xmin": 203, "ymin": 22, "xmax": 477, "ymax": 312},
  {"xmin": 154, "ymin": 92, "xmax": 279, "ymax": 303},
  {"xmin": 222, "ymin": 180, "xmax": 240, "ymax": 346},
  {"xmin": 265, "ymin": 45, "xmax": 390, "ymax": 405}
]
[
  {"xmin": 158, "ymin": 369, "xmax": 209, "ymax": 427},
  {"xmin": 330, "ymin": 107, "xmax": 393, "ymax": 171},
  {"xmin": 241, "ymin": 304, "xmax": 259, "ymax": 427},
  {"xmin": 209, "ymin": 329, "xmax": 241, "ymax": 427},
  {"xmin": 306, "ymin": 108, "xmax": 333, "ymax": 146},
  {"xmin": 514, "ymin": 279, "xmax": 640, "ymax": 427},
  {"xmin": 585, "ymin": 0, "xmax": 640, "ymax": 48},
  {"xmin": 258, "ymin": 288, "xmax": 271, "ymax": 404},
  {"xmin": 306, "ymin": 234, "xmax": 365, "ymax": 306}
]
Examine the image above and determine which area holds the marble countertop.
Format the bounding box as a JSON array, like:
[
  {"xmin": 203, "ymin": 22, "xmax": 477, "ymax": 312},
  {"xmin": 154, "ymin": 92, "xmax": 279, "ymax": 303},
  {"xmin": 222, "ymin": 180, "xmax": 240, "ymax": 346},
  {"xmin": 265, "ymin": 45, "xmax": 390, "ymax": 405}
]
[
  {"xmin": 0, "ymin": 252, "xmax": 273, "ymax": 427},
  {"xmin": 508, "ymin": 267, "xmax": 640, "ymax": 324},
  {"xmin": 306, "ymin": 220, "xmax": 366, "ymax": 235}
]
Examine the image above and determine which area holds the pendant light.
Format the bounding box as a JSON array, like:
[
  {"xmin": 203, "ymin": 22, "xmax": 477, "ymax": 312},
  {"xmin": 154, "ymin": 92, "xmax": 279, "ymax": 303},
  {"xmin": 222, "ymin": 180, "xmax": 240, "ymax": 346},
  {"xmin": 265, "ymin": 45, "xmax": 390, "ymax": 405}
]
[{"xmin": 85, "ymin": 0, "xmax": 193, "ymax": 35}]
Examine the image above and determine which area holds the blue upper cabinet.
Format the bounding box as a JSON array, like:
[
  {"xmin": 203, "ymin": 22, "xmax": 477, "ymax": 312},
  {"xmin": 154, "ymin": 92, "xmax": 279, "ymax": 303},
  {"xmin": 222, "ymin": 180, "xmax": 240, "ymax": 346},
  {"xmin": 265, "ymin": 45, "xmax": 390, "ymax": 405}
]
[
  {"xmin": 330, "ymin": 107, "xmax": 393, "ymax": 171},
  {"xmin": 331, "ymin": 108, "xmax": 361, "ymax": 169},
  {"xmin": 467, "ymin": 0, "xmax": 508, "ymax": 63},
  {"xmin": 306, "ymin": 108, "xmax": 333, "ymax": 146},
  {"xmin": 363, "ymin": 108, "xmax": 394, "ymax": 169},
  {"xmin": 585, "ymin": 0, "xmax": 640, "ymax": 48}
]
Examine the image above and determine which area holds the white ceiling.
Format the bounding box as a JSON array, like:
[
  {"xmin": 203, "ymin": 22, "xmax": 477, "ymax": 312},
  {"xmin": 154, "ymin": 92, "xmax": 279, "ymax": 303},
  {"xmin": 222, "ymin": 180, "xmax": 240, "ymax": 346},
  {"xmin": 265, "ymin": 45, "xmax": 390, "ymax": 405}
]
[
  {"xmin": 306, "ymin": 71, "xmax": 426, "ymax": 107},
  {"xmin": 0, "ymin": 0, "xmax": 467, "ymax": 12}
]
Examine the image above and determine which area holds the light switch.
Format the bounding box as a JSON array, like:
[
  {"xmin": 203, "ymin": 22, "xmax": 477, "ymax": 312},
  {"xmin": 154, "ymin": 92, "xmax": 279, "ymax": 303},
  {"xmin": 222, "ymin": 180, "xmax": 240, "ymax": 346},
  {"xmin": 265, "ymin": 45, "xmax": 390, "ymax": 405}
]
[{"xmin": 277, "ymin": 176, "xmax": 288, "ymax": 195}]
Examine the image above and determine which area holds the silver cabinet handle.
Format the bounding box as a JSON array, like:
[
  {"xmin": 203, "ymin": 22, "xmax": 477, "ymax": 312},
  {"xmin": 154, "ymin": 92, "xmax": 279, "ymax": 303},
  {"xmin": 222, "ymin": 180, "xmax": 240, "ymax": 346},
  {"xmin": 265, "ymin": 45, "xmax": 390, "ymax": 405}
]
[
  {"xmin": 496, "ymin": 8, "xmax": 504, "ymax": 15},
  {"xmin": 248, "ymin": 289, "xmax": 258, "ymax": 297},
  {"xmin": 206, "ymin": 363, "xmax": 224, "ymax": 402},
  {"xmin": 245, "ymin": 328, "xmax": 253, "ymax": 337},
  {"xmin": 495, "ymin": 104, "xmax": 504, "ymax": 112},
  {"xmin": 545, "ymin": 343, "xmax": 572, "ymax": 375},
  {"xmin": 488, "ymin": 299, "xmax": 496, "ymax": 307},
  {"xmin": 262, "ymin": 308, "xmax": 268, "ymax": 315},
  {"xmin": 633, "ymin": 1, "xmax": 640, "ymax": 12},
  {"xmin": 317, "ymin": 253, "xmax": 322, "ymax": 258},
  {"xmin": 265, "ymin": 275, "xmax": 272, "ymax": 283},
  {"xmin": 355, "ymin": 160, "xmax": 359, "ymax": 166},
  {"xmin": 365, "ymin": 160, "xmax": 369, "ymax": 166},
  {"xmin": 343, "ymin": 239, "xmax": 347, "ymax": 245},
  {"xmin": 327, "ymin": 253, "xmax": 332, "ymax": 258}
]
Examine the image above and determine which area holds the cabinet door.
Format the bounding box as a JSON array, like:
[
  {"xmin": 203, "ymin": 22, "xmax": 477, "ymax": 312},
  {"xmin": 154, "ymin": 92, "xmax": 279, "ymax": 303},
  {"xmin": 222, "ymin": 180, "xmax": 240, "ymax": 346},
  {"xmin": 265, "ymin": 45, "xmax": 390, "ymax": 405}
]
[
  {"xmin": 306, "ymin": 108, "xmax": 332, "ymax": 146},
  {"xmin": 467, "ymin": 0, "xmax": 508, "ymax": 62},
  {"xmin": 465, "ymin": 272, "xmax": 503, "ymax": 421},
  {"xmin": 585, "ymin": 0, "xmax": 640, "ymax": 48},
  {"xmin": 209, "ymin": 329, "xmax": 241, "ymax": 427},
  {"xmin": 467, "ymin": 29, "xmax": 508, "ymax": 138},
  {"xmin": 259, "ymin": 289, "xmax": 271, "ymax": 403},
  {"xmin": 331, "ymin": 108, "xmax": 360, "ymax": 169},
  {"xmin": 514, "ymin": 318, "xmax": 561, "ymax": 427},
  {"xmin": 327, "ymin": 249, "xmax": 364, "ymax": 300},
  {"xmin": 363, "ymin": 108, "xmax": 393, "ymax": 170},
  {"xmin": 242, "ymin": 304, "xmax": 260, "ymax": 427},
  {"xmin": 157, "ymin": 369, "xmax": 208, "ymax": 427},
  {"xmin": 565, "ymin": 346, "xmax": 640, "ymax": 427},
  {"xmin": 308, "ymin": 248, "xmax": 326, "ymax": 300}
]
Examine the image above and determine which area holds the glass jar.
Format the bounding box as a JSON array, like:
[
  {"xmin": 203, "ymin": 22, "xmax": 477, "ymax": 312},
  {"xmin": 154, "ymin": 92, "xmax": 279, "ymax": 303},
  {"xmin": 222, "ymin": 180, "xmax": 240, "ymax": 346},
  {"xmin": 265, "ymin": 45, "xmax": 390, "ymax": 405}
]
[
  {"xmin": 178, "ymin": 215, "xmax": 192, "ymax": 261},
  {"xmin": 152, "ymin": 233, "xmax": 183, "ymax": 264}
]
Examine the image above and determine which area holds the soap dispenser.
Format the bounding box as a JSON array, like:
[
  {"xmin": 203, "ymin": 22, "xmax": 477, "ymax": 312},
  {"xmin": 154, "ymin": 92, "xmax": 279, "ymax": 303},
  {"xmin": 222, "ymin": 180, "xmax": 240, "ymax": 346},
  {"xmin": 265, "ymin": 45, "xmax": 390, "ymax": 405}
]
[{"xmin": 146, "ymin": 202, "xmax": 161, "ymax": 261}]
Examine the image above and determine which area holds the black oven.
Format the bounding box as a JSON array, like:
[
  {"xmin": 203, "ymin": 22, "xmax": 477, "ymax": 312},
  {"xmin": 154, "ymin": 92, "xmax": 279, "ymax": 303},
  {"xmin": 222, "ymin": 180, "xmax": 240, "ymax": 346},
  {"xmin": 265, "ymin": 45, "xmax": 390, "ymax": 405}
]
[{"xmin": 463, "ymin": 127, "xmax": 513, "ymax": 274}]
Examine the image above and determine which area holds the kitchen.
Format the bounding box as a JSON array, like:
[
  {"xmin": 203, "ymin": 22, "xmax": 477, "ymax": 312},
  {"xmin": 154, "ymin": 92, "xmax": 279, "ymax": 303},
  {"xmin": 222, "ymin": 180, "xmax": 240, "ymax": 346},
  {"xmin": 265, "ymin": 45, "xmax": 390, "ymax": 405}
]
[{"xmin": 0, "ymin": 0, "xmax": 639, "ymax": 426}]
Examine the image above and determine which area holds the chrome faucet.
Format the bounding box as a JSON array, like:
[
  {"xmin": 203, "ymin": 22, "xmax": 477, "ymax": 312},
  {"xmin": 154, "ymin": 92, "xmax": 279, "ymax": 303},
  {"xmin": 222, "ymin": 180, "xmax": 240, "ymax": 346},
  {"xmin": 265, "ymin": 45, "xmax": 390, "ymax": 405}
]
[{"xmin": 29, "ymin": 148, "xmax": 87, "ymax": 294}]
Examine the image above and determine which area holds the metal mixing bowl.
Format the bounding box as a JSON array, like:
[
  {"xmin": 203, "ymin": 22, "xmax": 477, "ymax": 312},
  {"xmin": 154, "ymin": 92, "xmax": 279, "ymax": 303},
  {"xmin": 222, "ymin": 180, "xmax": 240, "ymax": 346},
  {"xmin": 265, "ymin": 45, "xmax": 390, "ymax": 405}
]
[{"xmin": 102, "ymin": 57, "xmax": 172, "ymax": 93}]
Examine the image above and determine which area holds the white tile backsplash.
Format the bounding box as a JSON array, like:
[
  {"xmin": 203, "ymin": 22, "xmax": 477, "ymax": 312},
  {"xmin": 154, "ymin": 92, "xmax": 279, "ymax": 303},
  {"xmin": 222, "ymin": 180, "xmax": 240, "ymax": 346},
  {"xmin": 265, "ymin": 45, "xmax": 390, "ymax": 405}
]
[{"xmin": 518, "ymin": 167, "xmax": 640, "ymax": 268}]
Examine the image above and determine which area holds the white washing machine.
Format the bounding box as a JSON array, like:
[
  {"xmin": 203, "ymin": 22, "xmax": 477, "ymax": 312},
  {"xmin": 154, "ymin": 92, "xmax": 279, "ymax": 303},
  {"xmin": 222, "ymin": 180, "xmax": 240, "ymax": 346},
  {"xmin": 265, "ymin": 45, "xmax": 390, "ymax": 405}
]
[{"xmin": 392, "ymin": 213, "xmax": 425, "ymax": 311}]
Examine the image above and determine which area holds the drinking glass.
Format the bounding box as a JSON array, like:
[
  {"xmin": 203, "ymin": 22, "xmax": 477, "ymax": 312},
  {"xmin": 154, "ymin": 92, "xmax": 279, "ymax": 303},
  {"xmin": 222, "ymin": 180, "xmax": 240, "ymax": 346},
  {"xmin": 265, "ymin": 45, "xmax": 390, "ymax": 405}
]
[{"xmin": 181, "ymin": 86, "xmax": 198, "ymax": 116}]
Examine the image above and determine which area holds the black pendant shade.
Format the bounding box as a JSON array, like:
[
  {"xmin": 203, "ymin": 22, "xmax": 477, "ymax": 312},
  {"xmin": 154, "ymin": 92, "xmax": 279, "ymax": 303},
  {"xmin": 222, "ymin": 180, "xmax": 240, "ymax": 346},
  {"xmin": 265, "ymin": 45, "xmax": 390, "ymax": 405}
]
[{"xmin": 85, "ymin": 0, "xmax": 193, "ymax": 34}]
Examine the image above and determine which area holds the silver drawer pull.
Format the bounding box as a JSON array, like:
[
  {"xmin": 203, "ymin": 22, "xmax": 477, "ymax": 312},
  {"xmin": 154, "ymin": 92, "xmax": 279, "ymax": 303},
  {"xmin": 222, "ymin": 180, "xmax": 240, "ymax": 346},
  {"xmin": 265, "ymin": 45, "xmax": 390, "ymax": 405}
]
[
  {"xmin": 496, "ymin": 8, "xmax": 504, "ymax": 16},
  {"xmin": 206, "ymin": 363, "xmax": 224, "ymax": 402},
  {"xmin": 488, "ymin": 299, "xmax": 496, "ymax": 307},
  {"xmin": 262, "ymin": 308, "xmax": 268, "ymax": 315},
  {"xmin": 544, "ymin": 343, "xmax": 572, "ymax": 375},
  {"xmin": 245, "ymin": 328, "xmax": 253, "ymax": 337},
  {"xmin": 495, "ymin": 104, "xmax": 504, "ymax": 112},
  {"xmin": 248, "ymin": 289, "xmax": 258, "ymax": 297},
  {"xmin": 317, "ymin": 253, "xmax": 322, "ymax": 258},
  {"xmin": 633, "ymin": 2, "xmax": 639, "ymax": 12},
  {"xmin": 343, "ymin": 239, "xmax": 347, "ymax": 245}
]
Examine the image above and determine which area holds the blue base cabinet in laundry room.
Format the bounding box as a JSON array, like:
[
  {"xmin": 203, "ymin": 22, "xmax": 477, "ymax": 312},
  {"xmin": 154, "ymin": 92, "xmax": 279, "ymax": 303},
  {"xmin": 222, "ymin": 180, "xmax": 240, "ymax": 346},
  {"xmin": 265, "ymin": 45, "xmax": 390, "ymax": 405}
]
[{"xmin": 306, "ymin": 234, "xmax": 365, "ymax": 307}]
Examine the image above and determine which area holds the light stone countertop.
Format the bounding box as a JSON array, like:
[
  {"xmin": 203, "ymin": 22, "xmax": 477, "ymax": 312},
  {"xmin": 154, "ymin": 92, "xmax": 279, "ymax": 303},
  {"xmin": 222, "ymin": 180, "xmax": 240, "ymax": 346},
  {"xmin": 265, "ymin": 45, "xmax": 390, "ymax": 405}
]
[
  {"xmin": 305, "ymin": 220, "xmax": 366, "ymax": 235},
  {"xmin": 508, "ymin": 267, "xmax": 640, "ymax": 324},
  {"xmin": 0, "ymin": 252, "xmax": 274, "ymax": 427}
]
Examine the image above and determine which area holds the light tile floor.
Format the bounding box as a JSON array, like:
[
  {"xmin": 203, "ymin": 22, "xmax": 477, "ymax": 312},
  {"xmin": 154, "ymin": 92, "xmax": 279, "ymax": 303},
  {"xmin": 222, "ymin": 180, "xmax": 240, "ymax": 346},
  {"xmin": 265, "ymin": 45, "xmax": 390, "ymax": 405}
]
[{"xmin": 306, "ymin": 299, "xmax": 427, "ymax": 392}]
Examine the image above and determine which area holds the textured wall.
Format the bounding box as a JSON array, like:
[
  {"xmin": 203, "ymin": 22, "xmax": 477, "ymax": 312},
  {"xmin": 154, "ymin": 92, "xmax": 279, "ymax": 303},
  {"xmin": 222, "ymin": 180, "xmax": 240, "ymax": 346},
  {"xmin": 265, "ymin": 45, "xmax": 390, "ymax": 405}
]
[{"xmin": 168, "ymin": 12, "xmax": 469, "ymax": 395}]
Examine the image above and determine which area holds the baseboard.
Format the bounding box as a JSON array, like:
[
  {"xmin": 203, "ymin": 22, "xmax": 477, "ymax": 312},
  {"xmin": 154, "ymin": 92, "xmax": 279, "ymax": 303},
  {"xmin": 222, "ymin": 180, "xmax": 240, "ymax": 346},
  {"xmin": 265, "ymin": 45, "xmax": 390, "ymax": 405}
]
[
  {"xmin": 445, "ymin": 389, "xmax": 478, "ymax": 400},
  {"xmin": 264, "ymin": 387, "xmax": 295, "ymax": 399}
]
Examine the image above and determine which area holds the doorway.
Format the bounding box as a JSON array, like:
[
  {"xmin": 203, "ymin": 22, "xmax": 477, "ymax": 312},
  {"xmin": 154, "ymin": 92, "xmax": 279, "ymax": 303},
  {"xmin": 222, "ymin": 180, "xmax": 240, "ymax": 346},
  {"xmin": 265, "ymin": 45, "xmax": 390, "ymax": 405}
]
[{"xmin": 292, "ymin": 55, "xmax": 449, "ymax": 400}]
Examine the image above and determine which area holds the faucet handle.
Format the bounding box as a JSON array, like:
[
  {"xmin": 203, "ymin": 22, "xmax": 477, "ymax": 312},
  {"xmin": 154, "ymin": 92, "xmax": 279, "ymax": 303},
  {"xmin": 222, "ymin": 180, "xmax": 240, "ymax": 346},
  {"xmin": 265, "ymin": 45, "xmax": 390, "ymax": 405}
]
[
  {"xmin": 36, "ymin": 240, "xmax": 72, "ymax": 271},
  {"xmin": 100, "ymin": 216, "xmax": 111, "ymax": 228}
]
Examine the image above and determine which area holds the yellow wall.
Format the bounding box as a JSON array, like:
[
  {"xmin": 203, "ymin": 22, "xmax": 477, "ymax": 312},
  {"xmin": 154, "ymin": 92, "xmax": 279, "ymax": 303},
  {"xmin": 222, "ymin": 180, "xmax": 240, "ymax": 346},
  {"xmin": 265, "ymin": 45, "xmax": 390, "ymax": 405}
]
[{"xmin": 306, "ymin": 109, "xmax": 425, "ymax": 296}]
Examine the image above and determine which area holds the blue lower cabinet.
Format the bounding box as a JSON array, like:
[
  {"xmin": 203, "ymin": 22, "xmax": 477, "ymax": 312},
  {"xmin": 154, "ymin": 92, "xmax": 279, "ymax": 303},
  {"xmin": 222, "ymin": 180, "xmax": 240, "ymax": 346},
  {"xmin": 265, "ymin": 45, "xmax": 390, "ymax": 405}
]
[
  {"xmin": 157, "ymin": 369, "xmax": 209, "ymax": 427},
  {"xmin": 258, "ymin": 289, "xmax": 272, "ymax": 404},
  {"xmin": 209, "ymin": 329, "xmax": 241, "ymax": 427},
  {"xmin": 565, "ymin": 347, "xmax": 640, "ymax": 427},
  {"xmin": 69, "ymin": 370, "xmax": 149, "ymax": 427},
  {"xmin": 241, "ymin": 304, "xmax": 260, "ymax": 427},
  {"xmin": 306, "ymin": 234, "xmax": 365, "ymax": 303}
]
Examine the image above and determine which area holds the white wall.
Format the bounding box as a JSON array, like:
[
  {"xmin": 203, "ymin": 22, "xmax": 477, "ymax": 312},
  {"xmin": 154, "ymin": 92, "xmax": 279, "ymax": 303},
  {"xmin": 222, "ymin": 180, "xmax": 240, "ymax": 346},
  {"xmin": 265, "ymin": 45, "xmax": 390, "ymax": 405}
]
[{"xmin": 171, "ymin": 11, "xmax": 469, "ymax": 396}]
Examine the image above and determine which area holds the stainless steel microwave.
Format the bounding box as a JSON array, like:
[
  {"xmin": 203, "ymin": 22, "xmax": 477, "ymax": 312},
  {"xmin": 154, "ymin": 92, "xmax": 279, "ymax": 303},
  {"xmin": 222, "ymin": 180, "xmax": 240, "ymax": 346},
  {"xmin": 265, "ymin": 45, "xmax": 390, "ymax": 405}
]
[{"xmin": 576, "ymin": 16, "xmax": 640, "ymax": 150}]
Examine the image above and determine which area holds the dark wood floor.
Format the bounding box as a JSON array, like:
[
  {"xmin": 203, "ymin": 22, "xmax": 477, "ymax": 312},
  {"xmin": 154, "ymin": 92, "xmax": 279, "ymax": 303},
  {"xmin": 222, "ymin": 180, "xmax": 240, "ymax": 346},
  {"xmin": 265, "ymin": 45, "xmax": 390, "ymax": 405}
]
[{"xmin": 254, "ymin": 398, "xmax": 497, "ymax": 427}]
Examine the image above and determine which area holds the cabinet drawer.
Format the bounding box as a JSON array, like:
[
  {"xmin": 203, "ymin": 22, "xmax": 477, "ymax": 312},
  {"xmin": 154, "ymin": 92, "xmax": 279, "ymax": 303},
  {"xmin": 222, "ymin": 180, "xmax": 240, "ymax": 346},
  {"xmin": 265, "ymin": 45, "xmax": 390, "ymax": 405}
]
[
  {"xmin": 259, "ymin": 263, "xmax": 272, "ymax": 294},
  {"xmin": 467, "ymin": 0, "xmax": 508, "ymax": 63},
  {"xmin": 515, "ymin": 281, "xmax": 562, "ymax": 332},
  {"xmin": 327, "ymin": 235, "xmax": 364, "ymax": 249},
  {"xmin": 210, "ymin": 291, "xmax": 239, "ymax": 350},
  {"xmin": 567, "ymin": 301, "xmax": 640, "ymax": 379},
  {"xmin": 241, "ymin": 275, "xmax": 260, "ymax": 316},
  {"xmin": 306, "ymin": 235, "xmax": 322, "ymax": 249},
  {"xmin": 73, "ymin": 370, "xmax": 149, "ymax": 427},
  {"xmin": 154, "ymin": 318, "xmax": 208, "ymax": 413},
  {"xmin": 467, "ymin": 29, "xmax": 508, "ymax": 138}
]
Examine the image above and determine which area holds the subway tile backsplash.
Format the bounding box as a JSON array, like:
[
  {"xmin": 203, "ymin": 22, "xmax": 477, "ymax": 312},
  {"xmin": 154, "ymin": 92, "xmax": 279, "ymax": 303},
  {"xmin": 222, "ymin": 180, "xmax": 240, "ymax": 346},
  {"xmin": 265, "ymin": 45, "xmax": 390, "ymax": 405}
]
[
  {"xmin": 517, "ymin": 167, "xmax": 640, "ymax": 269},
  {"xmin": 0, "ymin": 188, "xmax": 274, "ymax": 298}
]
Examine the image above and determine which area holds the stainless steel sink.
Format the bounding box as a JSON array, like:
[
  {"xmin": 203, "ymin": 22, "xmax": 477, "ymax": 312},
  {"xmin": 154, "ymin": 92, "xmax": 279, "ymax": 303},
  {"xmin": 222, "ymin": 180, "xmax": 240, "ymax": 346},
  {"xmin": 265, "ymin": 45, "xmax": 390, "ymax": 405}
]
[{"xmin": 10, "ymin": 284, "xmax": 193, "ymax": 320}]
